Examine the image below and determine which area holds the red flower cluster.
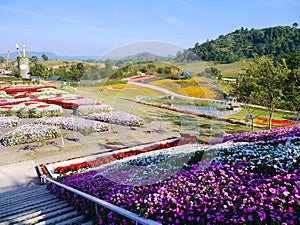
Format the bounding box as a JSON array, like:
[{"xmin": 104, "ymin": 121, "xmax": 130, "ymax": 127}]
[
  {"xmin": 54, "ymin": 135, "xmax": 198, "ymax": 175},
  {"xmin": 40, "ymin": 99, "xmax": 80, "ymax": 109},
  {"xmin": 0, "ymin": 85, "xmax": 56, "ymax": 94},
  {"xmin": 9, "ymin": 91, "xmax": 32, "ymax": 98},
  {"xmin": 55, "ymin": 161, "xmax": 90, "ymax": 174}
]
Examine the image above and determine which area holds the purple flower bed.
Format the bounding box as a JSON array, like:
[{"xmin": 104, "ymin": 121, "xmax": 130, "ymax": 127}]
[
  {"xmin": 49, "ymin": 161, "xmax": 300, "ymax": 224},
  {"xmin": 209, "ymin": 123, "xmax": 300, "ymax": 144}
]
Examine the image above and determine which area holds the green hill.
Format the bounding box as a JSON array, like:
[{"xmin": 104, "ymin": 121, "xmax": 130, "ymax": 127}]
[{"xmin": 185, "ymin": 25, "xmax": 300, "ymax": 63}]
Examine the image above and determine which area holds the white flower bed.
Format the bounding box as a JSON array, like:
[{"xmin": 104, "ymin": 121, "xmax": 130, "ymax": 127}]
[
  {"xmin": 35, "ymin": 116, "xmax": 109, "ymax": 135},
  {"xmin": 1, "ymin": 124, "xmax": 60, "ymax": 146},
  {"xmin": 0, "ymin": 116, "xmax": 22, "ymax": 128},
  {"xmin": 86, "ymin": 110, "xmax": 145, "ymax": 127},
  {"xmin": 74, "ymin": 104, "xmax": 112, "ymax": 116},
  {"xmin": 213, "ymin": 137, "xmax": 300, "ymax": 169},
  {"xmin": 97, "ymin": 144, "xmax": 199, "ymax": 185},
  {"xmin": 29, "ymin": 88, "xmax": 68, "ymax": 97},
  {"xmin": 0, "ymin": 102, "xmax": 63, "ymax": 118}
]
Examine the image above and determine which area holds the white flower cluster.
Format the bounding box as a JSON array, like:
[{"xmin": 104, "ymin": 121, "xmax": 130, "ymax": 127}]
[
  {"xmin": 35, "ymin": 116, "xmax": 109, "ymax": 135},
  {"xmin": 1, "ymin": 124, "xmax": 60, "ymax": 146},
  {"xmin": 0, "ymin": 116, "xmax": 22, "ymax": 128},
  {"xmin": 74, "ymin": 104, "xmax": 112, "ymax": 116},
  {"xmin": 98, "ymin": 144, "xmax": 198, "ymax": 185},
  {"xmin": 0, "ymin": 102, "xmax": 63, "ymax": 118},
  {"xmin": 0, "ymin": 91, "xmax": 13, "ymax": 99},
  {"xmin": 29, "ymin": 88, "xmax": 68, "ymax": 97},
  {"xmin": 214, "ymin": 137, "xmax": 300, "ymax": 169},
  {"xmin": 87, "ymin": 110, "xmax": 145, "ymax": 127}
]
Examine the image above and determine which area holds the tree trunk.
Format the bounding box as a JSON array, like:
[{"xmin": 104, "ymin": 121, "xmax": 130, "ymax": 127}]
[{"xmin": 268, "ymin": 111, "xmax": 273, "ymax": 130}]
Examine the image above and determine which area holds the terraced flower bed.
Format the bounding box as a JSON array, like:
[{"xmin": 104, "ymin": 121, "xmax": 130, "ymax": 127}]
[
  {"xmin": 0, "ymin": 101, "xmax": 63, "ymax": 117},
  {"xmin": 1, "ymin": 124, "xmax": 60, "ymax": 146},
  {"xmin": 35, "ymin": 117, "xmax": 109, "ymax": 135},
  {"xmin": 86, "ymin": 111, "xmax": 145, "ymax": 127},
  {"xmin": 48, "ymin": 124, "xmax": 300, "ymax": 224}
]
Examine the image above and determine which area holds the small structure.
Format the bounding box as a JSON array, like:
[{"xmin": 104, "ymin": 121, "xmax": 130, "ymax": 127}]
[
  {"xmin": 178, "ymin": 71, "xmax": 190, "ymax": 79},
  {"xmin": 16, "ymin": 44, "xmax": 30, "ymax": 79}
]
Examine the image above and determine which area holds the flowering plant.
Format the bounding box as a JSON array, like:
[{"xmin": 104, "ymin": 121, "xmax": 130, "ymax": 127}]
[
  {"xmin": 0, "ymin": 116, "xmax": 22, "ymax": 128},
  {"xmin": 74, "ymin": 104, "xmax": 112, "ymax": 116},
  {"xmin": 87, "ymin": 110, "xmax": 144, "ymax": 127},
  {"xmin": 35, "ymin": 116, "xmax": 109, "ymax": 135},
  {"xmin": 1, "ymin": 124, "xmax": 60, "ymax": 146}
]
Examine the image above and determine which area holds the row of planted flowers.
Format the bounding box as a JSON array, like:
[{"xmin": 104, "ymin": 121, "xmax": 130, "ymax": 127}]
[
  {"xmin": 34, "ymin": 117, "xmax": 109, "ymax": 136},
  {"xmin": 0, "ymin": 101, "xmax": 63, "ymax": 118},
  {"xmin": 1, "ymin": 124, "xmax": 60, "ymax": 146},
  {"xmin": 48, "ymin": 124, "xmax": 300, "ymax": 224},
  {"xmin": 52, "ymin": 135, "xmax": 197, "ymax": 175},
  {"xmin": 86, "ymin": 110, "xmax": 144, "ymax": 127}
]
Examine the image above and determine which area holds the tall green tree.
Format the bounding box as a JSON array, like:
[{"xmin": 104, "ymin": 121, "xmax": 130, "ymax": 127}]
[
  {"xmin": 234, "ymin": 55, "xmax": 288, "ymax": 129},
  {"xmin": 42, "ymin": 54, "xmax": 48, "ymax": 61}
]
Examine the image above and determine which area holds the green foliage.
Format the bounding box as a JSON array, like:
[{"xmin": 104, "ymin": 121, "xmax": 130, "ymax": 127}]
[
  {"xmin": 0, "ymin": 56, "xmax": 4, "ymax": 63},
  {"xmin": 30, "ymin": 56, "xmax": 38, "ymax": 63},
  {"xmin": 233, "ymin": 55, "xmax": 290, "ymax": 129},
  {"xmin": 42, "ymin": 54, "xmax": 48, "ymax": 61},
  {"xmin": 198, "ymin": 67, "xmax": 222, "ymax": 79},
  {"xmin": 30, "ymin": 62, "xmax": 49, "ymax": 78},
  {"xmin": 187, "ymin": 26, "xmax": 300, "ymax": 63}
]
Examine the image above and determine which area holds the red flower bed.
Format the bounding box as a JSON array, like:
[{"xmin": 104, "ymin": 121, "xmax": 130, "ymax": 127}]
[
  {"xmin": 0, "ymin": 85, "xmax": 56, "ymax": 94},
  {"xmin": 54, "ymin": 135, "xmax": 198, "ymax": 175},
  {"xmin": 41, "ymin": 99, "xmax": 80, "ymax": 109},
  {"xmin": 0, "ymin": 99, "xmax": 29, "ymax": 107}
]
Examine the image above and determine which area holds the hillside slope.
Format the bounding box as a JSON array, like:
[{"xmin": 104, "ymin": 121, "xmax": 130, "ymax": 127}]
[{"xmin": 186, "ymin": 25, "xmax": 300, "ymax": 63}]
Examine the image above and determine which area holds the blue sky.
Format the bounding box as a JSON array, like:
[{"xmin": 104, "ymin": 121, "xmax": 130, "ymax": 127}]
[{"xmin": 0, "ymin": 0, "xmax": 299, "ymax": 57}]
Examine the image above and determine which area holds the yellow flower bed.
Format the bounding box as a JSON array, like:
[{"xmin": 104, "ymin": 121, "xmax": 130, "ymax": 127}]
[
  {"xmin": 150, "ymin": 79, "xmax": 186, "ymax": 95},
  {"xmin": 182, "ymin": 86, "xmax": 219, "ymax": 98},
  {"xmin": 150, "ymin": 78, "xmax": 220, "ymax": 99}
]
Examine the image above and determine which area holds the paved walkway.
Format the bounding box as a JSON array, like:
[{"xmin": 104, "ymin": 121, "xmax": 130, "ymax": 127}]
[{"xmin": 0, "ymin": 160, "xmax": 41, "ymax": 193}]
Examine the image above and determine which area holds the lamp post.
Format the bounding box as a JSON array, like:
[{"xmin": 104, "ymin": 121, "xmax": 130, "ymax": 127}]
[
  {"xmin": 23, "ymin": 45, "xmax": 26, "ymax": 57},
  {"xmin": 16, "ymin": 43, "xmax": 21, "ymax": 57}
]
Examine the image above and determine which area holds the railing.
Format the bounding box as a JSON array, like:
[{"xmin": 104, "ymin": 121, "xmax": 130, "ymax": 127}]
[{"xmin": 43, "ymin": 176, "xmax": 161, "ymax": 225}]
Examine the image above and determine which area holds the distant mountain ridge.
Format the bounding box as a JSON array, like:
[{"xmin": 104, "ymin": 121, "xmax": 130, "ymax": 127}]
[
  {"xmin": 0, "ymin": 51, "xmax": 98, "ymax": 60},
  {"xmin": 185, "ymin": 25, "xmax": 300, "ymax": 63}
]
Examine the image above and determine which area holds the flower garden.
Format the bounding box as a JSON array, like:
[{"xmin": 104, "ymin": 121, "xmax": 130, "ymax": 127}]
[
  {"xmin": 1, "ymin": 84, "xmax": 300, "ymax": 224},
  {"xmin": 47, "ymin": 124, "xmax": 300, "ymax": 224},
  {"xmin": 0, "ymin": 85, "xmax": 146, "ymax": 146}
]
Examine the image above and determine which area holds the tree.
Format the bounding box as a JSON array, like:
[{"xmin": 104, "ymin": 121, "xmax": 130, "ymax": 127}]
[
  {"xmin": 234, "ymin": 55, "xmax": 288, "ymax": 129},
  {"xmin": 30, "ymin": 56, "xmax": 38, "ymax": 63},
  {"xmin": 292, "ymin": 22, "xmax": 298, "ymax": 29},
  {"xmin": 42, "ymin": 54, "xmax": 48, "ymax": 61},
  {"xmin": 30, "ymin": 62, "xmax": 49, "ymax": 78},
  {"xmin": 0, "ymin": 56, "xmax": 4, "ymax": 64}
]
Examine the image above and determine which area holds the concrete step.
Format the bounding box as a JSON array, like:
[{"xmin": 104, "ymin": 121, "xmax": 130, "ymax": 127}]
[
  {"xmin": 0, "ymin": 198, "xmax": 61, "ymax": 222},
  {"xmin": 0, "ymin": 187, "xmax": 49, "ymax": 203},
  {"xmin": 0, "ymin": 194, "xmax": 58, "ymax": 216},
  {"xmin": 13, "ymin": 206, "xmax": 74, "ymax": 225},
  {"xmin": 35, "ymin": 211, "xmax": 86, "ymax": 225},
  {"xmin": 0, "ymin": 185, "xmax": 91, "ymax": 225},
  {"xmin": 2, "ymin": 202, "xmax": 69, "ymax": 223}
]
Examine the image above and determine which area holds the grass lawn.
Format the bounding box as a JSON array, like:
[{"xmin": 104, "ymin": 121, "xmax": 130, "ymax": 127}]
[{"xmin": 75, "ymin": 85, "xmax": 275, "ymax": 142}]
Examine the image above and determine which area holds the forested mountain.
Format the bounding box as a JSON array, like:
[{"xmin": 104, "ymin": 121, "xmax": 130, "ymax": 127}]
[{"xmin": 184, "ymin": 25, "xmax": 300, "ymax": 63}]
